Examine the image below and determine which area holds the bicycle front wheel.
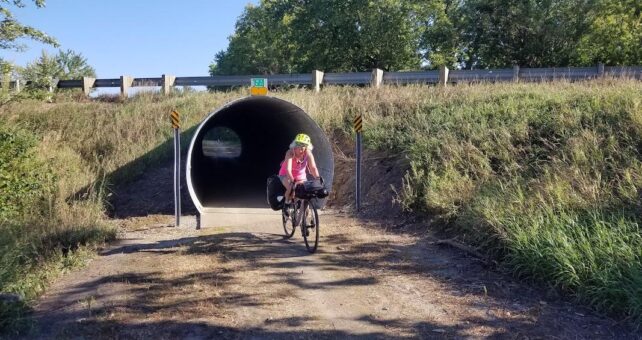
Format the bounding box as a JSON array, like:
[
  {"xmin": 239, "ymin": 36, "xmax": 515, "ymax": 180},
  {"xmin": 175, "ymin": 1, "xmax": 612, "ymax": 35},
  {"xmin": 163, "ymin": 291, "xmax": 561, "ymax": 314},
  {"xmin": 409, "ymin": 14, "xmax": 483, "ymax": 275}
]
[
  {"xmin": 302, "ymin": 201, "xmax": 319, "ymax": 253},
  {"xmin": 282, "ymin": 203, "xmax": 295, "ymax": 238}
]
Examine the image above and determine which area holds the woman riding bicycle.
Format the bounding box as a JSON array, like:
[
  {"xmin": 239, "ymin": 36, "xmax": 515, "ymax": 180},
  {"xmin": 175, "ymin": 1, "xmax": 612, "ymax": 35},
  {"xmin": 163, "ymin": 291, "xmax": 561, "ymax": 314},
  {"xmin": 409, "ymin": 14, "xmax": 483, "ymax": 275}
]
[{"xmin": 278, "ymin": 133, "xmax": 320, "ymax": 206}]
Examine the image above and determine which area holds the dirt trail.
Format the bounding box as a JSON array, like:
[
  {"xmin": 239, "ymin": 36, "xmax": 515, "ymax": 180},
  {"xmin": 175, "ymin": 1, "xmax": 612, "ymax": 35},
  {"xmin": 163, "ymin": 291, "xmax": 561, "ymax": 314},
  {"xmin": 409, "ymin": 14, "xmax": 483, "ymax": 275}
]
[
  {"xmin": 25, "ymin": 211, "xmax": 637, "ymax": 339},
  {"xmin": 23, "ymin": 157, "xmax": 639, "ymax": 339}
]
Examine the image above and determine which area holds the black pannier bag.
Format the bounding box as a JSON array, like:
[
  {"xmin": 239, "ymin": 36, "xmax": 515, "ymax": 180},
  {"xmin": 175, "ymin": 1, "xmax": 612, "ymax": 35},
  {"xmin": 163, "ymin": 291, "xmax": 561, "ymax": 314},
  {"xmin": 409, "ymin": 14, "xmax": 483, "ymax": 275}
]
[
  {"xmin": 266, "ymin": 175, "xmax": 286, "ymax": 210},
  {"xmin": 295, "ymin": 178, "xmax": 329, "ymax": 199}
]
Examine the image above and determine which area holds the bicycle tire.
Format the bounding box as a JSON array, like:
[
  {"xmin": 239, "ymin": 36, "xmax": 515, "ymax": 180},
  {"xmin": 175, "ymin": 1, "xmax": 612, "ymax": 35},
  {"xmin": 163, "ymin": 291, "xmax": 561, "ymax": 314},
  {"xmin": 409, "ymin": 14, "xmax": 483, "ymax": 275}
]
[
  {"xmin": 282, "ymin": 202, "xmax": 295, "ymax": 238},
  {"xmin": 302, "ymin": 200, "xmax": 320, "ymax": 253}
]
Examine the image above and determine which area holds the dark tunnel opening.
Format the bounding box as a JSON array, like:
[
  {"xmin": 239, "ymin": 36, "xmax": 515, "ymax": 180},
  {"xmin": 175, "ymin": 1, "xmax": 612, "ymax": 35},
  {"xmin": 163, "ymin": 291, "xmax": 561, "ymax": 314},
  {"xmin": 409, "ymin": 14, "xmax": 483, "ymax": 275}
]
[{"xmin": 186, "ymin": 96, "xmax": 334, "ymax": 212}]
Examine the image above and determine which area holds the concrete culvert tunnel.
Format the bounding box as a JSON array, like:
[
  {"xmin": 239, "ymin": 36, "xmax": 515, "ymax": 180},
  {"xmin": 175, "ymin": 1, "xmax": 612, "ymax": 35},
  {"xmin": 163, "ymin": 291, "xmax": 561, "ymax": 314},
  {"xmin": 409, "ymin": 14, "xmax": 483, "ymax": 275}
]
[{"xmin": 186, "ymin": 96, "xmax": 334, "ymax": 217}]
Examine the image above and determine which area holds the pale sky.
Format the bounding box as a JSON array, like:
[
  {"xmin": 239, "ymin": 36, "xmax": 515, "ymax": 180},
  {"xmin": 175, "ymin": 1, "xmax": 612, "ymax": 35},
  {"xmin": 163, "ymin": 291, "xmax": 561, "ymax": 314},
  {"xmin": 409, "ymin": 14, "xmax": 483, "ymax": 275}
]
[{"xmin": 3, "ymin": 1, "xmax": 257, "ymax": 78}]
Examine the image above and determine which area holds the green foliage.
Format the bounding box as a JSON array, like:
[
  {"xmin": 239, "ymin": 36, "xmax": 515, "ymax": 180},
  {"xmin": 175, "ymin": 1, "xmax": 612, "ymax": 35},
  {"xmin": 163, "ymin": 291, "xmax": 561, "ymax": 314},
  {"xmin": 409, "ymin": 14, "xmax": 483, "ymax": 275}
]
[
  {"xmin": 2, "ymin": 83, "xmax": 642, "ymax": 329},
  {"xmin": 420, "ymin": 0, "xmax": 462, "ymax": 68},
  {"xmin": 0, "ymin": 59, "xmax": 28, "ymax": 107},
  {"xmin": 288, "ymin": 0, "xmax": 425, "ymax": 72},
  {"xmin": 55, "ymin": 49, "xmax": 96, "ymax": 80},
  {"xmin": 499, "ymin": 210, "xmax": 642, "ymax": 319},
  {"xmin": 353, "ymin": 81, "xmax": 642, "ymax": 323},
  {"xmin": 215, "ymin": 0, "xmax": 641, "ymax": 71},
  {"xmin": 20, "ymin": 50, "xmax": 59, "ymax": 92},
  {"xmin": 0, "ymin": 58, "xmax": 10, "ymax": 89},
  {"xmin": 211, "ymin": 0, "xmax": 427, "ymax": 75},
  {"xmin": 0, "ymin": 59, "xmax": 11, "ymax": 104},
  {"xmin": 455, "ymin": 0, "xmax": 593, "ymax": 68},
  {"xmin": 0, "ymin": 0, "xmax": 58, "ymax": 51},
  {"xmin": 0, "ymin": 127, "xmax": 52, "ymax": 221},
  {"xmin": 210, "ymin": 3, "xmax": 297, "ymax": 75},
  {"xmin": 576, "ymin": 0, "xmax": 642, "ymax": 65},
  {"xmin": 21, "ymin": 49, "xmax": 96, "ymax": 92},
  {"xmin": 0, "ymin": 221, "xmax": 116, "ymax": 335},
  {"xmin": 0, "ymin": 298, "xmax": 30, "ymax": 335},
  {"xmin": 426, "ymin": 0, "xmax": 642, "ymax": 68}
]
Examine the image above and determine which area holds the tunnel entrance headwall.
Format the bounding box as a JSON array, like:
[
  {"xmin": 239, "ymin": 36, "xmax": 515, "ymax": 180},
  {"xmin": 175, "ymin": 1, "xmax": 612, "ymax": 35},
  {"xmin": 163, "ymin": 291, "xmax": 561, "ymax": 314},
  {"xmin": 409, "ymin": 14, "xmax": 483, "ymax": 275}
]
[{"xmin": 186, "ymin": 96, "xmax": 334, "ymax": 216}]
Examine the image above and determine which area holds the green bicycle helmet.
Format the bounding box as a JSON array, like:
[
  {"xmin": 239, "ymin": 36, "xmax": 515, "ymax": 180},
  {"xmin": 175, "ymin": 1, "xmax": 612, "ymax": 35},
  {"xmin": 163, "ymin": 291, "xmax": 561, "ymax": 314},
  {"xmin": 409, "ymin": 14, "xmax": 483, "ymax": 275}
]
[{"xmin": 291, "ymin": 133, "xmax": 313, "ymax": 150}]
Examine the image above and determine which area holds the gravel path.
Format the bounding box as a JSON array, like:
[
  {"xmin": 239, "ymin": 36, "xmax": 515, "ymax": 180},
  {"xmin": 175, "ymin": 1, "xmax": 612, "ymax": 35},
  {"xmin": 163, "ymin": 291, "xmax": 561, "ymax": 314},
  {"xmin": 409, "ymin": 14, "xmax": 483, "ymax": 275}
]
[{"xmin": 24, "ymin": 211, "xmax": 638, "ymax": 339}]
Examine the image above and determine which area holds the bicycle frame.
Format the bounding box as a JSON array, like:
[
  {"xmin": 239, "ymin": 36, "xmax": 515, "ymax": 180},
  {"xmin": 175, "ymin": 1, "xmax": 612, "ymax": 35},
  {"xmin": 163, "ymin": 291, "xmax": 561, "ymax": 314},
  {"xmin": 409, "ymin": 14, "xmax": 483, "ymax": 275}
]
[{"xmin": 282, "ymin": 195, "xmax": 320, "ymax": 253}]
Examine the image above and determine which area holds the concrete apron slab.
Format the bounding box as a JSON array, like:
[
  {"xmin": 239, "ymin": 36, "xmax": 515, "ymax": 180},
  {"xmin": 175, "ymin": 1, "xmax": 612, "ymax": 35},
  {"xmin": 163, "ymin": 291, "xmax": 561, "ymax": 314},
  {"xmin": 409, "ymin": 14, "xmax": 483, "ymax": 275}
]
[{"xmin": 199, "ymin": 207, "xmax": 281, "ymax": 229}]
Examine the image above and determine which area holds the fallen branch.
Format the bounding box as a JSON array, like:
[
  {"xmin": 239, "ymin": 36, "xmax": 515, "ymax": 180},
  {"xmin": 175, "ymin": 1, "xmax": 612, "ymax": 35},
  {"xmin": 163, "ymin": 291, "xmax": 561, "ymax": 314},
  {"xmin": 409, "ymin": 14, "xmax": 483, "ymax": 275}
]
[{"xmin": 435, "ymin": 238, "xmax": 490, "ymax": 265}]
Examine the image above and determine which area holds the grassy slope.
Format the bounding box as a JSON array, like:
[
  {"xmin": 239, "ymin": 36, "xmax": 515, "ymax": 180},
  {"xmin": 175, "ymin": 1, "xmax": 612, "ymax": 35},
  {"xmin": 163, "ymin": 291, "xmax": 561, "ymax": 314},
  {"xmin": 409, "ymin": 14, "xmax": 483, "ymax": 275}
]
[
  {"xmin": 1, "ymin": 81, "xmax": 641, "ymax": 331},
  {"xmin": 339, "ymin": 82, "xmax": 642, "ymax": 322}
]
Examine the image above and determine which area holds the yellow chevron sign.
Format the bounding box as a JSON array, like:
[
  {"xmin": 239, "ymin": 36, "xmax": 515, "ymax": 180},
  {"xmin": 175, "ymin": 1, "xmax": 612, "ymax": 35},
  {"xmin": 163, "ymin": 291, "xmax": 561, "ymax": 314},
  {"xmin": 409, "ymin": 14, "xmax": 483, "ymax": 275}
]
[
  {"xmin": 353, "ymin": 114, "xmax": 362, "ymax": 133},
  {"xmin": 170, "ymin": 110, "xmax": 180, "ymax": 129}
]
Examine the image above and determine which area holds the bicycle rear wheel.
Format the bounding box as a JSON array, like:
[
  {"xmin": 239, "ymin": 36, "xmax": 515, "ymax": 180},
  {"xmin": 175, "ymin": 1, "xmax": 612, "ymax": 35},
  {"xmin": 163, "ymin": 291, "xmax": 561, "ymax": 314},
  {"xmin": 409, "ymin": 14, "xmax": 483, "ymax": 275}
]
[
  {"xmin": 282, "ymin": 202, "xmax": 295, "ymax": 238},
  {"xmin": 302, "ymin": 201, "xmax": 319, "ymax": 253}
]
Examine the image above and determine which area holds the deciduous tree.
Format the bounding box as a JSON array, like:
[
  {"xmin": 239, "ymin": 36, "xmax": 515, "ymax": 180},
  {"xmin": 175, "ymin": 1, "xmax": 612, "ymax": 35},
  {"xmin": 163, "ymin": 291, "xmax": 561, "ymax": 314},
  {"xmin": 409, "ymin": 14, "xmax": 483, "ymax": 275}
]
[
  {"xmin": 455, "ymin": 0, "xmax": 593, "ymax": 68},
  {"xmin": 211, "ymin": 0, "xmax": 429, "ymax": 75},
  {"xmin": 576, "ymin": 0, "xmax": 642, "ymax": 65},
  {"xmin": 0, "ymin": 0, "xmax": 58, "ymax": 51},
  {"xmin": 212, "ymin": 0, "xmax": 640, "ymax": 74},
  {"xmin": 21, "ymin": 49, "xmax": 95, "ymax": 91},
  {"xmin": 55, "ymin": 49, "xmax": 96, "ymax": 80}
]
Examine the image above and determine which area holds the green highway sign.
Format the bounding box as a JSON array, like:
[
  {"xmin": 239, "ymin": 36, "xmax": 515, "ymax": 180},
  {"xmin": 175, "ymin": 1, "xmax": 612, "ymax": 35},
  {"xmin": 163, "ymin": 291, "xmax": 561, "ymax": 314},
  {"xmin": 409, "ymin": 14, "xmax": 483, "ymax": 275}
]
[
  {"xmin": 250, "ymin": 78, "xmax": 268, "ymax": 96},
  {"xmin": 251, "ymin": 78, "xmax": 266, "ymax": 87}
]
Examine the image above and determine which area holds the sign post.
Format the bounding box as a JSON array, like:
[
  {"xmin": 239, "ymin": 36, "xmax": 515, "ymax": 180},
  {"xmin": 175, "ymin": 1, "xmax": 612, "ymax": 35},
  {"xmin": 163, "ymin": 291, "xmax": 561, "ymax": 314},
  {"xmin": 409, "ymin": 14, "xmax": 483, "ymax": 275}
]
[
  {"xmin": 354, "ymin": 113, "xmax": 363, "ymax": 212},
  {"xmin": 250, "ymin": 78, "xmax": 268, "ymax": 96},
  {"xmin": 170, "ymin": 109, "xmax": 181, "ymax": 227}
]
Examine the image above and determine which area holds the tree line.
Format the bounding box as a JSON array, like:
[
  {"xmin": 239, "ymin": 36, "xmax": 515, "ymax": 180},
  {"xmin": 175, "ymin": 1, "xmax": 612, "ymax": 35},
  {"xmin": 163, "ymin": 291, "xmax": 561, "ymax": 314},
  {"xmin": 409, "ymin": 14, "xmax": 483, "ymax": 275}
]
[
  {"xmin": 210, "ymin": 0, "xmax": 642, "ymax": 75},
  {"xmin": 1, "ymin": 1, "xmax": 95, "ymax": 103},
  {"xmin": 2, "ymin": 0, "xmax": 640, "ymax": 90}
]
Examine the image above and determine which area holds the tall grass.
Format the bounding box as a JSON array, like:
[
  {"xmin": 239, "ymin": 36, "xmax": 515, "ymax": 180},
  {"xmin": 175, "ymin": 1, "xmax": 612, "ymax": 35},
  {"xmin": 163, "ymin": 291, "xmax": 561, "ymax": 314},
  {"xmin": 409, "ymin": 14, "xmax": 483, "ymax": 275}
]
[
  {"xmin": 0, "ymin": 90, "xmax": 243, "ymax": 333},
  {"xmin": 1, "ymin": 80, "xmax": 641, "ymax": 329},
  {"xmin": 273, "ymin": 81, "xmax": 642, "ymax": 323},
  {"xmin": 286, "ymin": 80, "xmax": 642, "ymax": 323}
]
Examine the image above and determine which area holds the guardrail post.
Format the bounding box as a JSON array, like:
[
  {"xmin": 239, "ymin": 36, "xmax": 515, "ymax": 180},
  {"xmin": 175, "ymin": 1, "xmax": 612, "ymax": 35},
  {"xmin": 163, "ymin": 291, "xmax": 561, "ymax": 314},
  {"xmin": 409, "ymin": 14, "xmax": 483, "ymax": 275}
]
[
  {"xmin": 162, "ymin": 74, "xmax": 176, "ymax": 95},
  {"xmin": 597, "ymin": 63, "xmax": 605, "ymax": 77},
  {"xmin": 371, "ymin": 68, "xmax": 384, "ymax": 88},
  {"xmin": 82, "ymin": 77, "xmax": 95, "ymax": 96},
  {"xmin": 439, "ymin": 66, "xmax": 449, "ymax": 86},
  {"xmin": 513, "ymin": 65, "xmax": 520, "ymax": 82},
  {"xmin": 312, "ymin": 70, "xmax": 324, "ymax": 92},
  {"xmin": 120, "ymin": 75, "xmax": 133, "ymax": 97}
]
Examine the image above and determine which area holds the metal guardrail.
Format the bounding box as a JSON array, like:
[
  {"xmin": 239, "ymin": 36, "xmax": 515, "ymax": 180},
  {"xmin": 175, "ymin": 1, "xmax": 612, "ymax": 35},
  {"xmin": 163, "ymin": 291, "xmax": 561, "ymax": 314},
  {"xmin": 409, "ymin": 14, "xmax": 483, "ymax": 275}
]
[
  {"xmin": 95, "ymin": 78, "xmax": 121, "ymax": 87},
  {"xmin": 383, "ymin": 71, "xmax": 439, "ymax": 84},
  {"xmin": 605, "ymin": 66, "xmax": 642, "ymax": 79},
  {"xmin": 3, "ymin": 64, "xmax": 641, "ymax": 96},
  {"xmin": 450, "ymin": 68, "xmax": 515, "ymax": 82},
  {"xmin": 324, "ymin": 72, "xmax": 371, "ymax": 85},
  {"xmin": 520, "ymin": 67, "xmax": 600, "ymax": 81}
]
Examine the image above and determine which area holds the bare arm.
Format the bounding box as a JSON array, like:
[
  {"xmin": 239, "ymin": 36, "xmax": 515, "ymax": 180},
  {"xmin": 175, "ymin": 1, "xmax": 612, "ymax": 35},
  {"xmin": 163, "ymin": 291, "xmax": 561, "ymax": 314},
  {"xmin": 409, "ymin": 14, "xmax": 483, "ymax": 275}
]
[
  {"xmin": 285, "ymin": 150, "xmax": 294, "ymax": 182},
  {"xmin": 306, "ymin": 149, "xmax": 320, "ymax": 178}
]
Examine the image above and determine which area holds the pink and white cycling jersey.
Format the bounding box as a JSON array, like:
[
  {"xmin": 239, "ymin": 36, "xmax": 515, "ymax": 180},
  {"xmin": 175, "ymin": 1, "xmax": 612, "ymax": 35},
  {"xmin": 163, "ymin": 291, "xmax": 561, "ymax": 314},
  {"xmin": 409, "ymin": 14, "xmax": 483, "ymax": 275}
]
[{"xmin": 279, "ymin": 153, "xmax": 308, "ymax": 182}]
